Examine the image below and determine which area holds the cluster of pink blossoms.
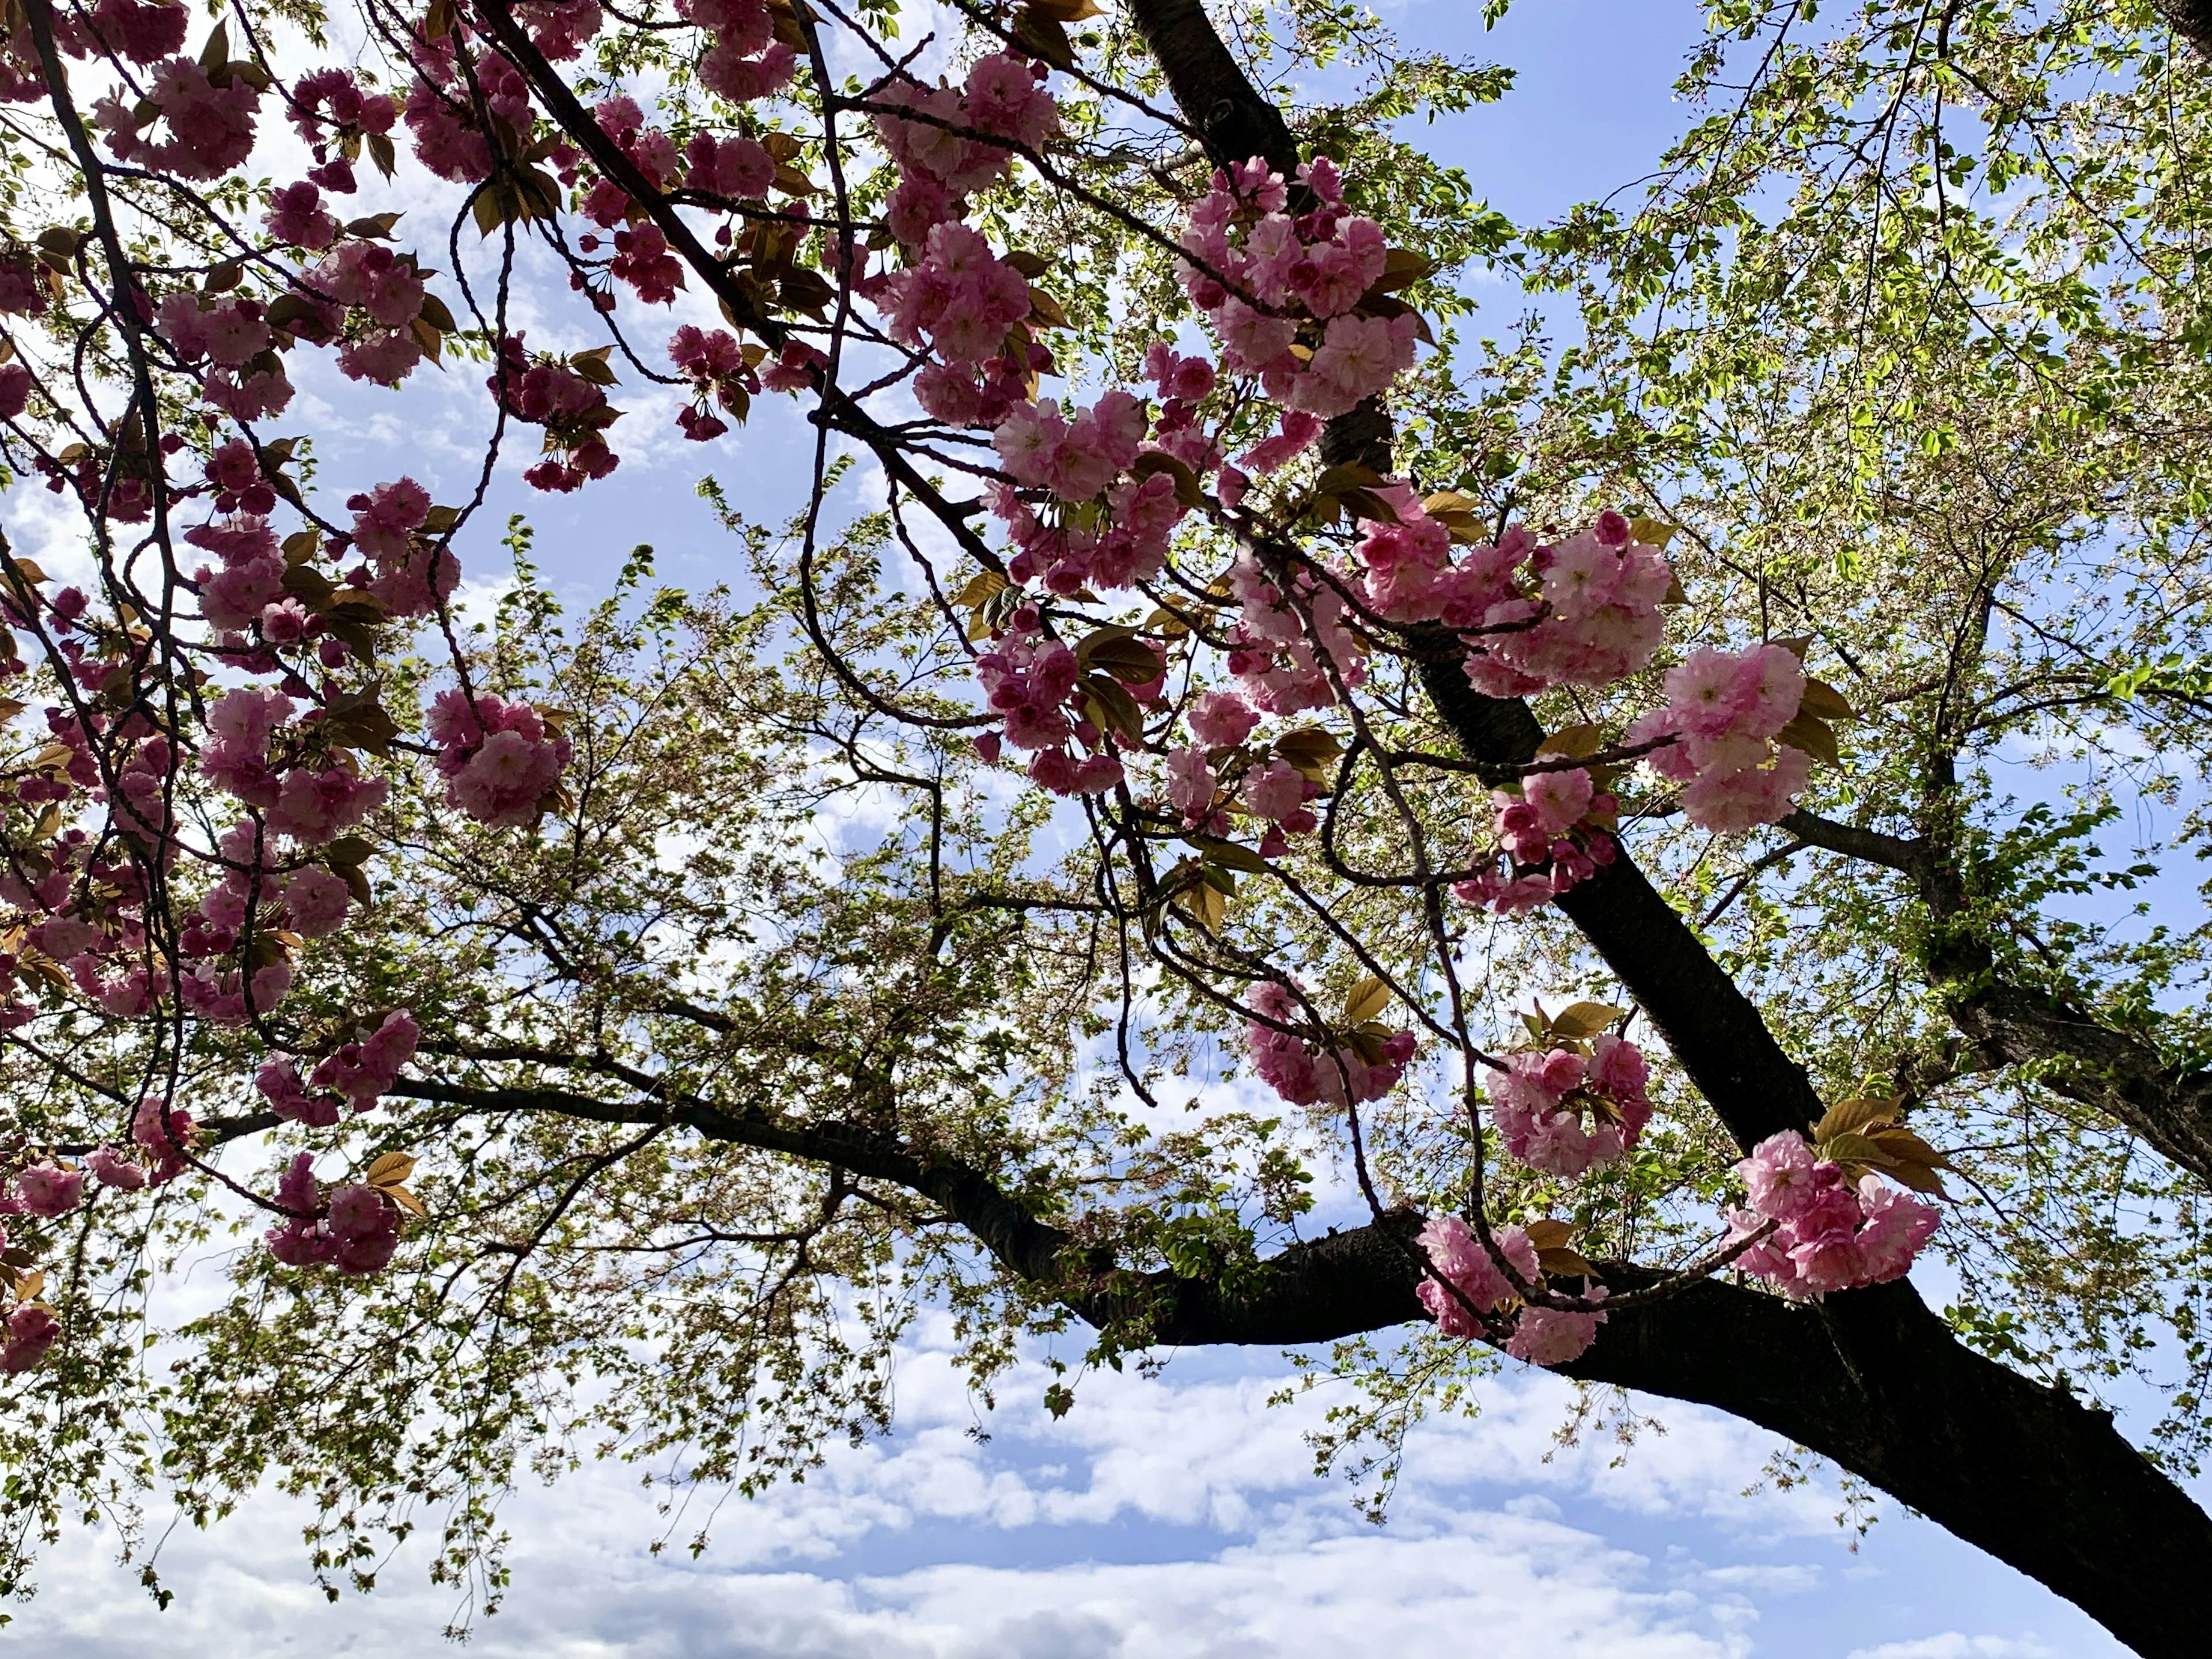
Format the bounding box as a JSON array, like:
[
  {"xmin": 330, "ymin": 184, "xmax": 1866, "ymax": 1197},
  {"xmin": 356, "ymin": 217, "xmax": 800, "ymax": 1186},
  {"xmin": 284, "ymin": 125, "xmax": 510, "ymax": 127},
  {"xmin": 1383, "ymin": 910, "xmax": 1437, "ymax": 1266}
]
[
  {"xmin": 1164, "ymin": 691, "xmax": 1259, "ymax": 816},
  {"xmin": 94, "ymin": 53, "xmax": 259, "ymax": 181},
  {"xmin": 1459, "ymin": 516, "xmax": 1675, "ymax": 698},
  {"xmin": 667, "ymin": 324, "xmax": 814, "ymax": 441},
  {"xmin": 155, "ymin": 287, "xmax": 295, "ymax": 421},
  {"xmin": 872, "ymin": 52, "xmax": 1057, "ymax": 255},
  {"xmin": 1, "ymin": 1096, "xmax": 199, "ymax": 1230},
  {"xmin": 1225, "ymin": 546, "xmax": 1369, "ymax": 716},
  {"xmin": 486, "ymin": 335, "xmax": 622, "ymax": 492},
  {"xmin": 1415, "ymin": 1214, "xmax": 1607, "ymax": 1366},
  {"xmin": 428, "ymin": 691, "xmax": 573, "ymax": 827},
  {"xmin": 406, "ymin": 35, "xmax": 534, "ymax": 183},
  {"xmin": 1630, "ymin": 643, "xmax": 1813, "ymax": 832},
  {"xmin": 868, "ymin": 55, "xmax": 1205, "ymax": 628},
  {"xmin": 257, "ymin": 1011, "xmax": 421, "ymax": 1128},
  {"xmin": 1489, "ymin": 1037, "xmax": 1652, "ymax": 1179},
  {"xmin": 684, "ymin": 0, "xmax": 797, "ymax": 104},
  {"xmin": 1245, "ymin": 980, "xmax": 1417, "ymax": 1109},
  {"xmin": 859, "ymin": 65, "xmax": 1416, "ymax": 819},
  {"xmin": 1725, "ymin": 1131, "xmax": 1940, "ymax": 1298},
  {"xmin": 1180, "ymin": 157, "xmax": 1414, "ymax": 471},
  {"xmin": 2, "ymin": 1301, "xmax": 58, "ymax": 1372},
  {"xmin": 974, "ymin": 634, "xmax": 1131, "ymax": 796},
  {"xmin": 57, "ymin": 0, "xmax": 189, "ymax": 63},
  {"xmin": 1456, "ymin": 766, "xmax": 1622, "ymax": 915},
  {"xmin": 264, "ymin": 1153, "xmax": 402, "ymax": 1276},
  {"xmin": 1161, "ymin": 691, "xmax": 1325, "ymax": 858},
  {"xmin": 200, "ymin": 688, "xmax": 389, "ymax": 840},
  {"xmin": 1447, "ymin": 635, "xmax": 1813, "ymax": 917},
  {"xmin": 349, "ymin": 477, "xmax": 457, "ymax": 617},
  {"xmin": 311, "ymin": 241, "xmax": 441, "ymax": 386}
]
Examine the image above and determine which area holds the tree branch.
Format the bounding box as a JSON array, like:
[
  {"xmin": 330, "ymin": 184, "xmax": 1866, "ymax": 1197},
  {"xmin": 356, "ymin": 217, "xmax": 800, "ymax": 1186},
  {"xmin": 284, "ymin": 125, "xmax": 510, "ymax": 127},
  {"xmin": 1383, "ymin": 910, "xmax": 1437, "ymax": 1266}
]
[
  {"xmin": 1779, "ymin": 807, "xmax": 1930, "ymax": 876},
  {"xmin": 1782, "ymin": 812, "xmax": 2212, "ymax": 1187},
  {"xmin": 1413, "ymin": 651, "xmax": 1824, "ymax": 1149}
]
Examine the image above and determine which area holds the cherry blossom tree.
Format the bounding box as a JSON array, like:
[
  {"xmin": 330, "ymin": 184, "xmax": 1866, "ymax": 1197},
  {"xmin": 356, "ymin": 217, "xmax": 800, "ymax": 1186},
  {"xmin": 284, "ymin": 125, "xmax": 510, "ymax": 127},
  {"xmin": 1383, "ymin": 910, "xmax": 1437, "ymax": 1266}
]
[{"xmin": 0, "ymin": 0, "xmax": 2207, "ymax": 1651}]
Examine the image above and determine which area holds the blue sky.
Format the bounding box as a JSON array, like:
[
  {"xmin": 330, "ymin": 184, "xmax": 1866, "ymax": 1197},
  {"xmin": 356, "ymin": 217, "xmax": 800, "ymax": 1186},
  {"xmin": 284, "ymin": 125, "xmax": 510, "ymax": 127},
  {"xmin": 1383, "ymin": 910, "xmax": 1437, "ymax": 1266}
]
[{"xmin": 10, "ymin": 3, "xmax": 2178, "ymax": 1655}]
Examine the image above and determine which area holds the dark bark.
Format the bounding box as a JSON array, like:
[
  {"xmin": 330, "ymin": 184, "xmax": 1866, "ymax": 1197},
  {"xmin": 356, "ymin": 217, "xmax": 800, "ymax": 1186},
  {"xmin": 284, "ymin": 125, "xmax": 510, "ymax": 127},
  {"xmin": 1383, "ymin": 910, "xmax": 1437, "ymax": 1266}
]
[
  {"xmin": 1124, "ymin": 0, "xmax": 1301, "ymax": 175},
  {"xmin": 1946, "ymin": 980, "xmax": 2212, "ymax": 1176},
  {"xmin": 469, "ymin": 0, "xmax": 2212, "ymax": 1647},
  {"xmin": 2157, "ymin": 1, "xmax": 2212, "ymax": 59},
  {"xmin": 398, "ymin": 1073, "xmax": 2212, "ymax": 1659}
]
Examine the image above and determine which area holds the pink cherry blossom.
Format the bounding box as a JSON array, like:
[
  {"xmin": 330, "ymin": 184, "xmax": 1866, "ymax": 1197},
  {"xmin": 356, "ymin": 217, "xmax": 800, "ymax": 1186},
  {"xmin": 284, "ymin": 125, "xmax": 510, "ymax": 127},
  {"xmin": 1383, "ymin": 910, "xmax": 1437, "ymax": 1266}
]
[
  {"xmin": 1523, "ymin": 767, "xmax": 1596, "ymax": 837},
  {"xmin": 86, "ymin": 1145, "xmax": 149, "ymax": 1190},
  {"xmin": 95, "ymin": 56, "xmax": 259, "ymax": 181},
  {"xmin": 259, "ymin": 1058, "xmax": 339, "ymax": 1128},
  {"xmin": 16, "ymin": 1162, "xmax": 84, "ymax": 1217},
  {"xmin": 266, "ymin": 180, "xmax": 339, "ymax": 249},
  {"xmin": 284, "ymin": 866, "xmax": 352, "ymax": 937},
  {"xmin": 1165, "ymin": 746, "xmax": 1215, "ymax": 819},
  {"xmin": 1188, "ymin": 690, "xmax": 1260, "ymax": 749},
  {"xmin": 1240, "ymin": 758, "xmax": 1306, "ymax": 821},
  {"xmin": 1415, "ymin": 1214, "xmax": 1539, "ymax": 1334},
  {"xmin": 1726, "ymin": 1129, "xmax": 1940, "ymax": 1298},
  {"xmin": 1247, "ymin": 980, "xmax": 1416, "ymax": 1109},
  {"xmin": 133, "ymin": 1096, "xmax": 196, "ymax": 1183},
  {"xmin": 685, "ymin": 130, "xmax": 774, "ymax": 198},
  {"xmin": 1, "ymin": 1302, "xmax": 59, "ymax": 1372},
  {"xmin": 1504, "ymin": 1294, "xmax": 1607, "ymax": 1366},
  {"xmin": 429, "ymin": 692, "xmax": 572, "ymax": 827}
]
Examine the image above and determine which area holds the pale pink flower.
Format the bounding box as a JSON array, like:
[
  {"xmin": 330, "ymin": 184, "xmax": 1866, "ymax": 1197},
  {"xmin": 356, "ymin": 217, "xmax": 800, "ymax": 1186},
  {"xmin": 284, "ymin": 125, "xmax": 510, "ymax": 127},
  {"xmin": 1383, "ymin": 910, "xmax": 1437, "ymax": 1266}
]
[
  {"xmin": 1188, "ymin": 691, "xmax": 1260, "ymax": 749},
  {"xmin": 1505, "ymin": 1296, "xmax": 1607, "ymax": 1366},
  {"xmin": 87, "ymin": 1145, "xmax": 147, "ymax": 1191},
  {"xmin": 284, "ymin": 866, "xmax": 352, "ymax": 938},
  {"xmin": 1240, "ymin": 758, "xmax": 1307, "ymax": 821},
  {"xmin": 1738, "ymin": 1131, "xmax": 1823, "ymax": 1220},
  {"xmin": 1522, "ymin": 767, "xmax": 1595, "ymax": 836},
  {"xmin": 16, "ymin": 1163, "xmax": 84, "ymax": 1217},
  {"xmin": 1, "ymin": 1302, "xmax": 59, "ymax": 1372},
  {"xmin": 1165, "ymin": 746, "xmax": 1215, "ymax": 819}
]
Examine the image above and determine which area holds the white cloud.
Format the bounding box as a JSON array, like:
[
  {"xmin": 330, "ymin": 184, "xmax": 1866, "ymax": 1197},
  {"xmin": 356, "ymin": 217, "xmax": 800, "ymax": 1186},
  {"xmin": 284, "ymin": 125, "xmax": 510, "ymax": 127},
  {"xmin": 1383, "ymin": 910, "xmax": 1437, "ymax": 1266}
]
[
  {"xmin": 1845, "ymin": 1639, "xmax": 2056, "ymax": 1659},
  {"xmin": 22, "ymin": 1459, "xmax": 1749, "ymax": 1659}
]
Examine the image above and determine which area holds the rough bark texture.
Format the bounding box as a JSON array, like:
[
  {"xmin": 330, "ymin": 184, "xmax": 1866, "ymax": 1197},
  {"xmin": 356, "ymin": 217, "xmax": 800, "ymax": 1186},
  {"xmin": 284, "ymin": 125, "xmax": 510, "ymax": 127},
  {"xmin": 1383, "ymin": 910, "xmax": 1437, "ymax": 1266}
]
[
  {"xmin": 1126, "ymin": 0, "xmax": 1301, "ymax": 175},
  {"xmin": 1946, "ymin": 979, "xmax": 2212, "ymax": 1176},
  {"xmin": 2157, "ymin": 0, "xmax": 2212, "ymax": 59}
]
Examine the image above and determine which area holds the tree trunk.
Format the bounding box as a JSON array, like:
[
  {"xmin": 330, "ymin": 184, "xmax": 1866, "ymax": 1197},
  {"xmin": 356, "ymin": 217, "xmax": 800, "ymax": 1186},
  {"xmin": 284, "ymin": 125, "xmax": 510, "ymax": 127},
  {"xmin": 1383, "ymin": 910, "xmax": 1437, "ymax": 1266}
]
[{"xmin": 2156, "ymin": 1, "xmax": 2212, "ymax": 59}]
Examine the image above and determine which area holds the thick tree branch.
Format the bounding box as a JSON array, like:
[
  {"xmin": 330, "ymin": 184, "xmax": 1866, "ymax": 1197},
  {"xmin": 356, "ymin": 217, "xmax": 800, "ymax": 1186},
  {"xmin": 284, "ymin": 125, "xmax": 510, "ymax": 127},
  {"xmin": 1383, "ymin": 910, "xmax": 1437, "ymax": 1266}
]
[
  {"xmin": 1783, "ymin": 810, "xmax": 2212, "ymax": 1185},
  {"xmin": 1561, "ymin": 1268, "xmax": 2212, "ymax": 1659},
  {"xmin": 1945, "ymin": 978, "xmax": 2212, "ymax": 1181},
  {"xmin": 1779, "ymin": 807, "xmax": 1929, "ymax": 876},
  {"xmin": 1125, "ymin": 0, "xmax": 1300, "ymax": 175},
  {"xmin": 1414, "ymin": 652, "xmax": 1824, "ymax": 1148},
  {"xmin": 1107, "ymin": 13, "xmax": 2212, "ymax": 1652}
]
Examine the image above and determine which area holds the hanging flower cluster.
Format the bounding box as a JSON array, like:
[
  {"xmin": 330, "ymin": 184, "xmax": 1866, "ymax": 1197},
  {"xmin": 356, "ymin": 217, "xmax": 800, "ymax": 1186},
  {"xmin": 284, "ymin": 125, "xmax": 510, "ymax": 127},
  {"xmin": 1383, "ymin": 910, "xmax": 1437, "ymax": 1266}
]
[
  {"xmin": 1415, "ymin": 1214, "xmax": 1608, "ymax": 1366},
  {"xmin": 1725, "ymin": 1115, "xmax": 1944, "ymax": 1298}
]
